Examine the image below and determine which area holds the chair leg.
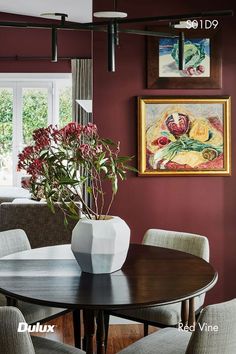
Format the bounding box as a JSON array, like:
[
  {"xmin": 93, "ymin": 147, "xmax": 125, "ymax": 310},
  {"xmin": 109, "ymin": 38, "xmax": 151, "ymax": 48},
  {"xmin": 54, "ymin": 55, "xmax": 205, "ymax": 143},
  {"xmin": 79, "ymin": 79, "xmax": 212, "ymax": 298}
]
[
  {"xmin": 73, "ymin": 309, "xmax": 81, "ymax": 349},
  {"xmin": 144, "ymin": 322, "xmax": 149, "ymax": 336},
  {"xmin": 104, "ymin": 312, "xmax": 110, "ymax": 352}
]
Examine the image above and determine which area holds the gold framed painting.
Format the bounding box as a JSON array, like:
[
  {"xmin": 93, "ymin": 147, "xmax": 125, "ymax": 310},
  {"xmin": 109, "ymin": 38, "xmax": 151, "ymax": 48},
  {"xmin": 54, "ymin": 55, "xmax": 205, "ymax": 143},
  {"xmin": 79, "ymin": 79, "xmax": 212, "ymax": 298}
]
[{"xmin": 138, "ymin": 96, "xmax": 231, "ymax": 176}]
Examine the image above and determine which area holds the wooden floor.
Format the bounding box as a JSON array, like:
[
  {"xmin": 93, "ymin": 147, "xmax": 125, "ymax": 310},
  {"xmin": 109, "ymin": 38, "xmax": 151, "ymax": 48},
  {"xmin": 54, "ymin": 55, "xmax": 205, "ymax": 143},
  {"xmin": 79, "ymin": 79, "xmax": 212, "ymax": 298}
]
[{"xmin": 34, "ymin": 312, "xmax": 157, "ymax": 353}]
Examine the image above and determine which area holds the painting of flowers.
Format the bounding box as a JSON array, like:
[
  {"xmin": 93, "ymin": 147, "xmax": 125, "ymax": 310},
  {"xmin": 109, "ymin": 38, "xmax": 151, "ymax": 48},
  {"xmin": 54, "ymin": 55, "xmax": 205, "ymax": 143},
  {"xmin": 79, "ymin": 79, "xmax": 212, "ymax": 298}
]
[
  {"xmin": 159, "ymin": 38, "xmax": 210, "ymax": 77},
  {"xmin": 138, "ymin": 97, "xmax": 231, "ymax": 176}
]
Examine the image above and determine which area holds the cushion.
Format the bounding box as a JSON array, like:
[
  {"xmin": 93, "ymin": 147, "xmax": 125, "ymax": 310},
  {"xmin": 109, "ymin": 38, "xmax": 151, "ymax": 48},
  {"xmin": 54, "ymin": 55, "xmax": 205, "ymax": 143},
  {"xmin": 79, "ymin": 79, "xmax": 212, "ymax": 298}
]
[
  {"xmin": 32, "ymin": 336, "xmax": 85, "ymax": 354},
  {"xmin": 118, "ymin": 327, "xmax": 192, "ymax": 354},
  {"xmin": 113, "ymin": 296, "xmax": 203, "ymax": 326},
  {"xmin": 0, "ymin": 294, "xmax": 66, "ymax": 324}
]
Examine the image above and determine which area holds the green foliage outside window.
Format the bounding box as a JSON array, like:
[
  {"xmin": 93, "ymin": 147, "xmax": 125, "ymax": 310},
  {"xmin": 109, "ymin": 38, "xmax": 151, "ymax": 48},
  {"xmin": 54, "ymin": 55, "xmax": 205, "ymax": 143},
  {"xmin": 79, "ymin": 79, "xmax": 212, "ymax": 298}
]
[
  {"xmin": 0, "ymin": 87, "xmax": 72, "ymax": 155},
  {"xmin": 59, "ymin": 86, "xmax": 72, "ymax": 128},
  {"xmin": 0, "ymin": 89, "xmax": 13, "ymax": 156}
]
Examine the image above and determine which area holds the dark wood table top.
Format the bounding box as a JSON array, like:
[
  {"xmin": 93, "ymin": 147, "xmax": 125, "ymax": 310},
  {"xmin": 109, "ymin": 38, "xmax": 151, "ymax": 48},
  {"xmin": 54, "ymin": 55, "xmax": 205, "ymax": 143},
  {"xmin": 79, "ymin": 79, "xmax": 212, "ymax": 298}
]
[{"xmin": 0, "ymin": 244, "xmax": 217, "ymax": 310}]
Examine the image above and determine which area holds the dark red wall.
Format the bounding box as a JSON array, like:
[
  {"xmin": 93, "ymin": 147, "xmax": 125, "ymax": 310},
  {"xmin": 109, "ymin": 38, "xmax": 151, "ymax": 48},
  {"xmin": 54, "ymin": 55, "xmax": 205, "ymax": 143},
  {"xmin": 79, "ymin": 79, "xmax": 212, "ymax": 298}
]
[
  {"xmin": 93, "ymin": 0, "xmax": 236, "ymax": 304},
  {"xmin": 0, "ymin": 12, "xmax": 91, "ymax": 72},
  {"xmin": 0, "ymin": 1, "xmax": 235, "ymax": 305}
]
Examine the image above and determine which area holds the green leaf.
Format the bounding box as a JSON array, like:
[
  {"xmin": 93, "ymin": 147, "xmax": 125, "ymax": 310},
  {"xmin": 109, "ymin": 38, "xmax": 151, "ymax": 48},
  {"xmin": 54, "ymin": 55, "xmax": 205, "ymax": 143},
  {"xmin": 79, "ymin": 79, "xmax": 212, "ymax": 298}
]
[
  {"xmin": 59, "ymin": 177, "xmax": 79, "ymax": 185},
  {"xmin": 99, "ymin": 158, "xmax": 108, "ymax": 165},
  {"xmin": 101, "ymin": 138, "xmax": 116, "ymax": 146},
  {"xmin": 112, "ymin": 176, "xmax": 118, "ymax": 194},
  {"xmin": 64, "ymin": 217, "xmax": 68, "ymax": 227},
  {"xmin": 47, "ymin": 199, "xmax": 55, "ymax": 214},
  {"xmin": 116, "ymin": 156, "xmax": 132, "ymax": 162},
  {"xmin": 100, "ymin": 166, "xmax": 108, "ymax": 173},
  {"xmin": 125, "ymin": 165, "xmax": 138, "ymax": 172},
  {"xmin": 117, "ymin": 170, "xmax": 126, "ymax": 180},
  {"xmin": 68, "ymin": 214, "xmax": 81, "ymax": 221},
  {"xmin": 87, "ymin": 186, "xmax": 93, "ymax": 194}
]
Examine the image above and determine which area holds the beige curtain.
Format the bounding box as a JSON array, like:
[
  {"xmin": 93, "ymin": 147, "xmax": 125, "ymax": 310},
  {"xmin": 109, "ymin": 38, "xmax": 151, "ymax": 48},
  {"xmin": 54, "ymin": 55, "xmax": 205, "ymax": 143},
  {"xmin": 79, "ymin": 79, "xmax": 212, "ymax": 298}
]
[
  {"xmin": 71, "ymin": 59, "xmax": 92, "ymax": 124},
  {"xmin": 71, "ymin": 59, "xmax": 93, "ymax": 208}
]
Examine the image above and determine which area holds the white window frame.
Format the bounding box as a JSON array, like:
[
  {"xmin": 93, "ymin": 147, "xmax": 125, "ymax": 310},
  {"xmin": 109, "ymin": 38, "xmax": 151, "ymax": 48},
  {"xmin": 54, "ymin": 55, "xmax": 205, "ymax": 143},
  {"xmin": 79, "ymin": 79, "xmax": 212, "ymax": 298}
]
[{"xmin": 0, "ymin": 73, "xmax": 72, "ymax": 186}]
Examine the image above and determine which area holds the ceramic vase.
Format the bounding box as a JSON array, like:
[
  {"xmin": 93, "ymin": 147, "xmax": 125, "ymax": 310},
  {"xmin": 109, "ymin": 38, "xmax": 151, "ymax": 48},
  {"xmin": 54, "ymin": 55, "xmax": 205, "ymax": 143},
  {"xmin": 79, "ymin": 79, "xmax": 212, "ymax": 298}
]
[{"xmin": 71, "ymin": 216, "xmax": 130, "ymax": 274}]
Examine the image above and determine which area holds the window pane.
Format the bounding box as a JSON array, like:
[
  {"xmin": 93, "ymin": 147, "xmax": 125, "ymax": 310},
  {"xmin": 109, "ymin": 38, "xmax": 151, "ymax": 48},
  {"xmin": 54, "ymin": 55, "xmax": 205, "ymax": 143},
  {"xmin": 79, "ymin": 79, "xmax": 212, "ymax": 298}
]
[
  {"xmin": 0, "ymin": 88, "xmax": 13, "ymax": 186},
  {"xmin": 59, "ymin": 85, "xmax": 72, "ymax": 128},
  {"xmin": 22, "ymin": 88, "xmax": 48, "ymax": 145}
]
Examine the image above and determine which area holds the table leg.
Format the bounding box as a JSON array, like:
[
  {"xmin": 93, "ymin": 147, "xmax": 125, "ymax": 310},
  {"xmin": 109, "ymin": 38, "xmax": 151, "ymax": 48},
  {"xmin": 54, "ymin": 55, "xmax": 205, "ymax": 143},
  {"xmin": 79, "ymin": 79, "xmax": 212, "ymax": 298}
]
[
  {"xmin": 73, "ymin": 309, "xmax": 81, "ymax": 348},
  {"xmin": 181, "ymin": 299, "xmax": 189, "ymax": 326},
  {"xmin": 96, "ymin": 310, "xmax": 105, "ymax": 354},
  {"xmin": 83, "ymin": 309, "xmax": 96, "ymax": 354},
  {"xmin": 188, "ymin": 297, "xmax": 196, "ymax": 327}
]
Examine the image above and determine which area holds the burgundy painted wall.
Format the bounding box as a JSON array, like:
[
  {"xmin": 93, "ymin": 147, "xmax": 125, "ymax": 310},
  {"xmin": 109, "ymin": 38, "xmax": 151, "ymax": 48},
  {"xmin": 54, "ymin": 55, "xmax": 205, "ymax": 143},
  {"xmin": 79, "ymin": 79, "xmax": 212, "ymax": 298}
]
[
  {"xmin": 0, "ymin": 12, "xmax": 91, "ymax": 72},
  {"xmin": 93, "ymin": 0, "xmax": 236, "ymax": 304}
]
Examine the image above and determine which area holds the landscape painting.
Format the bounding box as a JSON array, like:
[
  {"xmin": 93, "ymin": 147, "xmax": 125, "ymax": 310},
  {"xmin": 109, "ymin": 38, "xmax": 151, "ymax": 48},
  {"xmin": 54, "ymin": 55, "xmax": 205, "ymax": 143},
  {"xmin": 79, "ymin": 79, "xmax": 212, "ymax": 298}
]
[{"xmin": 138, "ymin": 97, "xmax": 231, "ymax": 176}]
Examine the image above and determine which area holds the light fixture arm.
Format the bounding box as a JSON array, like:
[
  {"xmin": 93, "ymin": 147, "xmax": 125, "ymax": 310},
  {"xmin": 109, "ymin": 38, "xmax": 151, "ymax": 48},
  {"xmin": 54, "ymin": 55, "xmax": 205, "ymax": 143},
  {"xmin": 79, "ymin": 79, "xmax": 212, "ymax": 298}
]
[
  {"xmin": 107, "ymin": 21, "xmax": 116, "ymax": 72},
  {"xmin": 0, "ymin": 8, "xmax": 232, "ymax": 72},
  {"xmin": 41, "ymin": 12, "xmax": 68, "ymax": 26},
  {"xmin": 178, "ymin": 31, "xmax": 185, "ymax": 70},
  {"xmin": 114, "ymin": 22, "xmax": 119, "ymax": 46},
  {"xmin": 54, "ymin": 13, "xmax": 68, "ymax": 26},
  {"xmin": 51, "ymin": 27, "xmax": 58, "ymax": 62}
]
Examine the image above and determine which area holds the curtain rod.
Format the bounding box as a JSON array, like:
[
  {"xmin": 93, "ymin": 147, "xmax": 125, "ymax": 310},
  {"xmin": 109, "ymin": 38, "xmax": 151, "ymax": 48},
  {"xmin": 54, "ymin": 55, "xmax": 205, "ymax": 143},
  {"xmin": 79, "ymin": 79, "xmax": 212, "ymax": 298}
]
[{"xmin": 0, "ymin": 56, "xmax": 91, "ymax": 61}]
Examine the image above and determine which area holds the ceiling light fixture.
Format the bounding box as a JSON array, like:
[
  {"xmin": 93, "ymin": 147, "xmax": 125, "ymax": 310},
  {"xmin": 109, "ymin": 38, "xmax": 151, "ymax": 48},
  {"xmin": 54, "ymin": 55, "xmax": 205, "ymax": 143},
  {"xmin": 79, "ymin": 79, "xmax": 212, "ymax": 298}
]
[
  {"xmin": 0, "ymin": 4, "xmax": 233, "ymax": 72},
  {"xmin": 172, "ymin": 21, "xmax": 189, "ymax": 29},
  {"xmin": 93, "ymin": 11, "xmax": 127, "ymax": 19}
]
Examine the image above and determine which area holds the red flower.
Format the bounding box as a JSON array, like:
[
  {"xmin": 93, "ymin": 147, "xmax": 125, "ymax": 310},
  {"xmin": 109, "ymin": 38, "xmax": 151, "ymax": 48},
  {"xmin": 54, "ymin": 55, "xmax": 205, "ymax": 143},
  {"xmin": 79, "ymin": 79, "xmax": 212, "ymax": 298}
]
[
  {"xmin": 152, "ymin": 136, "xmax": 171, "ymax": 148},
  {"xmin": 79, "ymin": 144, "xmax": 92, "ymax": 157},
  {"xmin": 82, "ymin": 123, "xmax": 97, "ymax": 136},
  {"xmin": 27, "ymin": 159, "xmax": 44, "ymax": 178},
  {"xmin": 59, "ymin": 122, "xmax": 83, "ymax": 141},
  {"xmin": 17, "ymin": 146, "xmax": 35, "ymax": 170},
  {"xmin": 33, "ymin": 126, "xmax": 52, "ymax": 149}
]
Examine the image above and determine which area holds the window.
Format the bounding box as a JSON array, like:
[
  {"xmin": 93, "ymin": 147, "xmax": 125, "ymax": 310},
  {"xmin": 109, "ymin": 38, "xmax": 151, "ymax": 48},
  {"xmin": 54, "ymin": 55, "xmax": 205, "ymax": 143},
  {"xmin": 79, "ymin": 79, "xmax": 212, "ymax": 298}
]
[{"xmin": 0, "ymin": 74, "xmax": 72, "ymax": 186}]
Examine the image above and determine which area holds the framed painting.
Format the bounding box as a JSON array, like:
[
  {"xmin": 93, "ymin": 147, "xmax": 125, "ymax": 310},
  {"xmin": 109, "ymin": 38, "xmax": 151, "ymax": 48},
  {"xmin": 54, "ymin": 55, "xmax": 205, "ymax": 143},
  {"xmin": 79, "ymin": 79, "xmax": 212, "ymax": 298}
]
[
  {"xmin": 147, "ymin": 27, "xmax": 222, "ymax": 89},
  {"xmin": 138, "ymin": 97, "xmax": 231, "ymax": 176}
]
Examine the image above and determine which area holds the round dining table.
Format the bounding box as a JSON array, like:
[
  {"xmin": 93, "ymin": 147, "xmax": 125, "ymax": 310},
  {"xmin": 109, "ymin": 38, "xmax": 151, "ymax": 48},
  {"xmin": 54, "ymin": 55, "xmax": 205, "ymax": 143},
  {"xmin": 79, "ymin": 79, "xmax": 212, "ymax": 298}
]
[{"xmin": 0, "ymin": 243, "xmax": 217, "ymax": 354}]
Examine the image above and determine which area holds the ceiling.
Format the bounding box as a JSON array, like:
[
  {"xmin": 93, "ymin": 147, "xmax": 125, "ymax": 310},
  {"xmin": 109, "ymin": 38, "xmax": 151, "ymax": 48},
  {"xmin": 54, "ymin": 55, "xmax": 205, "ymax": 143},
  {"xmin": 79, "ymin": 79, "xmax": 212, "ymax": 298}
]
[{"xmin": 0, "ymin": 0, "xmax": 92, "ymax": 23}]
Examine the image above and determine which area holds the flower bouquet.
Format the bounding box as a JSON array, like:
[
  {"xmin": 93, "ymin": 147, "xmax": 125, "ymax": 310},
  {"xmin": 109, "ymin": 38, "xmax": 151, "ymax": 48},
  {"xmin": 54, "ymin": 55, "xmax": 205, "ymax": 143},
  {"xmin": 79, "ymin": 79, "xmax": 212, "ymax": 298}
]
[{"xmin": 18, "ymin": 122, "xmax": 135, "ymax": 224}]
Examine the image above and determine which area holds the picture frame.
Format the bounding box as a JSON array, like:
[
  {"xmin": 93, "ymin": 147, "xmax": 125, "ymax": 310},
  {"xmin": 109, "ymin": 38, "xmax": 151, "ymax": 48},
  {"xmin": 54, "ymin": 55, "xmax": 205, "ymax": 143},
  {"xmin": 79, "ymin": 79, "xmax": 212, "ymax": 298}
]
[
  {"xmin": 138, "ymin": 96, "xmax": 231, "ymax": 176},
  {"xmin": 147, "ymin": 27, "xmax": 222, "ymax": 89}
]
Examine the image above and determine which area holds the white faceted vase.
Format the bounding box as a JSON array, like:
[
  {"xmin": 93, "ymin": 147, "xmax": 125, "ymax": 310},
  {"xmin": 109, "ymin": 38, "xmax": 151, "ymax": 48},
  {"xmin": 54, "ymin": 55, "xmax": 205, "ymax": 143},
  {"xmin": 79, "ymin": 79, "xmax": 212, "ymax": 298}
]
[{"xmin": 71, "ymin": 216, "xmax": 130, "ymax": 274}]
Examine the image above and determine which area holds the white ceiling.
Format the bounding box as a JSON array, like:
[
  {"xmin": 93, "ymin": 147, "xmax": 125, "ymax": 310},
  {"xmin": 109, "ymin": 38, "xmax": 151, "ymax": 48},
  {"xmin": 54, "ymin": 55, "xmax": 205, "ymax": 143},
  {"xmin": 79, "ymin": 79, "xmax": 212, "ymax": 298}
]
[{"xmin": 0, "ymin": 0, "xmax": 92, "ymax": 23}]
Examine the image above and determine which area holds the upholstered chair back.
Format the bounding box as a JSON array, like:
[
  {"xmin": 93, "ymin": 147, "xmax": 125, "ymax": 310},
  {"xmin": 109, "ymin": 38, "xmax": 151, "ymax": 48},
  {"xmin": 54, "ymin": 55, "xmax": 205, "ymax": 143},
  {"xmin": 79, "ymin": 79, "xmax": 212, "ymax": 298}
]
[
  {"xmin": 0, "ymin": 203, "xmax": 77, "ymax": 248},
  {"xmin": 186, "ymin": 298, "xmax": 236, "ymax": 354},
  {"xmin": 143, "ymin": 229, "xmax": 209, "ymax": 261},
  {"xmin": 0, "ymin": 229, "xmax": 31, "ymax": 258},
  {"xmin": 0, "ymin": 306, "xmax": 35, "ymax": 354}
]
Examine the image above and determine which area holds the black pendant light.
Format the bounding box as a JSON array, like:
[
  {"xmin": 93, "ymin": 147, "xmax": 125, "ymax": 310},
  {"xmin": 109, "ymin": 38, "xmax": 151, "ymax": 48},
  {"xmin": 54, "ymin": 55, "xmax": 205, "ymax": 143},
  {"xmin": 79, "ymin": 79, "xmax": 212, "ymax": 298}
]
[{"xmin": 0, "ymin": 2, "xmax": 233, "ymax": 72}]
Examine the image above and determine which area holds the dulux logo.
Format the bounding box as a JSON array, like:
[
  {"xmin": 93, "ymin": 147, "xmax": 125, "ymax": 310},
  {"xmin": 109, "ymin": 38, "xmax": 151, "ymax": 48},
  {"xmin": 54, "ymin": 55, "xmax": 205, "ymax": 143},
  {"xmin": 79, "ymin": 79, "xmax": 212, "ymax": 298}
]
[{"xmin": 18, "ymin": 322, "xmax": 55, "ymax": 333}]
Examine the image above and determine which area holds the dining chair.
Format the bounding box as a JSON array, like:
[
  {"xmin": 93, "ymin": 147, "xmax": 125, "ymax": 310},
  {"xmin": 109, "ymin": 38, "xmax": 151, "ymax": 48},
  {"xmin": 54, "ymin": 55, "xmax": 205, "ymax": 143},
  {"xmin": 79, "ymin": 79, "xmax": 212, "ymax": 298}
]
[
  {"xmin": 105, "ymin": 228, "xmax": 210, "ymax": 338},
  {"xmin": 0, "ymin": 306, "xmax": 85, "ymax": 354},
  {"xmin": 0, "ymin": 229, "xmax": 81, "ymax": 348},
  {"xmin": 118, "ymin": 298, "xmax": 236, "ymax": 354}
]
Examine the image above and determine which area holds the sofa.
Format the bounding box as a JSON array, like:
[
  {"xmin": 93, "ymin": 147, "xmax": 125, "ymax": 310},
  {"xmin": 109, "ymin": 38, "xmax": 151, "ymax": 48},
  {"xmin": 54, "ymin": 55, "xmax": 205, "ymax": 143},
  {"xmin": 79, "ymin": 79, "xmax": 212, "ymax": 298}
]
[
  {"xmin": 0, "ymin": 187, "xmax": 30, "ymax": 203},
  {"xmin": 0, "ymin": 201, "xmax": 77, "ymax": 249}
]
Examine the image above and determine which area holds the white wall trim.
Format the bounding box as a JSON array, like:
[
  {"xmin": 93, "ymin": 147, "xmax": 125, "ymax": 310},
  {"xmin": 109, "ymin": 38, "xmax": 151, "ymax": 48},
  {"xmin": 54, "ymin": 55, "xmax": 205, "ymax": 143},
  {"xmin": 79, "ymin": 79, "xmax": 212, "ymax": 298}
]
[{"xmin": 0, "ymin": 73, "xmax": 72, "ymax": 81}]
